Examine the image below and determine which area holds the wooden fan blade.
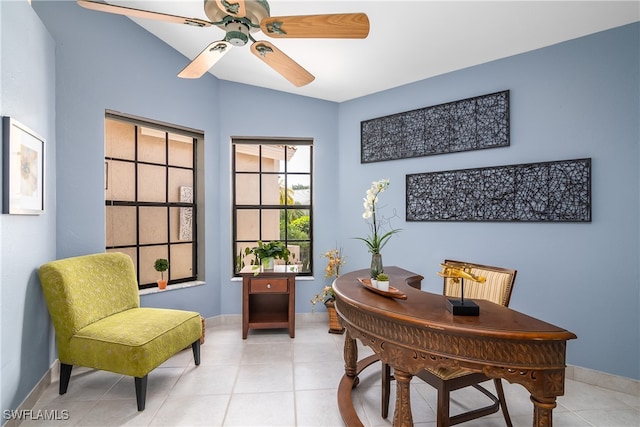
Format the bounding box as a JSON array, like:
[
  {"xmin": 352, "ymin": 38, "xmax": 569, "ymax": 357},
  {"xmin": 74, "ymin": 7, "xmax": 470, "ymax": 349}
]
[
  {"xmin": 250, "ymin": 41, "xmax": 315, "ymax": 87},
  {"xmin": 77, "ymin": 0, "xmax": 213, "ymax": 27},
  {"xmin": 215, "ymin": 0, "xmax": 246, "ymax": 18},
  {"xmin": 178, "ymin": 41, "xmax": 232, "ymax": 79},
  {"xmin": 260, "ymin": 13, "xmax": 369, "ymax": 39}
]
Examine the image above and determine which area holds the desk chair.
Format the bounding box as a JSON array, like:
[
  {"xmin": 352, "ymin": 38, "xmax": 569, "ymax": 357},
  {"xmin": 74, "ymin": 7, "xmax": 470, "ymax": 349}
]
[
  {"xmin": 381, "ymin": 260, "xmax": 517, "ymax": 426},
  {"xmin": 39, "ymin": 252, "xmax": 202, "ymax": 411}
]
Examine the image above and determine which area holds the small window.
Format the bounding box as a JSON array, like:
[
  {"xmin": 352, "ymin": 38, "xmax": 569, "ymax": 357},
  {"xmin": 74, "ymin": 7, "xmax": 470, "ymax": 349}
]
[
  {"xmin": 232, "ymin": 138, "xmax": 313, "ymax": 276},
  {"xmin": 105, "ymin": 113, "xmax": 200, "ymax": 289}
]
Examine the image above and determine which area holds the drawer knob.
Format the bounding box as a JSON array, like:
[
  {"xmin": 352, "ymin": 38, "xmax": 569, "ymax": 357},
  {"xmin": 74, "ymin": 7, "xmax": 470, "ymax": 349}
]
[{"xmin": 267, "ymin": 283, "xmax": 271, "ymax": 289}]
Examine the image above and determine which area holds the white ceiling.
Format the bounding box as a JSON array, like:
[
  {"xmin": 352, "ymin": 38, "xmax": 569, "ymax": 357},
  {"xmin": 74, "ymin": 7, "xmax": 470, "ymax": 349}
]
[{"xmin": 107, "ymin": 1, "xmax": 639, "ymax": 102}]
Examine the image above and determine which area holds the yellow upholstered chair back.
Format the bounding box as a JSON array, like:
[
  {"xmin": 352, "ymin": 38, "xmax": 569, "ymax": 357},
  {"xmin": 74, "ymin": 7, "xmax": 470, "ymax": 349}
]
[
  {"xmin": 38, "ymin": 252, "xmax": 140, "ymax": 361},
  {"xmin": 442, "ymin": 259, "xmax": 516, "ymax": 307}
]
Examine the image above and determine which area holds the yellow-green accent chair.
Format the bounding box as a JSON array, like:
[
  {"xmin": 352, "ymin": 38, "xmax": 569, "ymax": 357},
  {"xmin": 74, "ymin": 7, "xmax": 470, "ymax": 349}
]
[{"xmin": 39, "ymin": 252, "xmax": 202, "ymax": 411}]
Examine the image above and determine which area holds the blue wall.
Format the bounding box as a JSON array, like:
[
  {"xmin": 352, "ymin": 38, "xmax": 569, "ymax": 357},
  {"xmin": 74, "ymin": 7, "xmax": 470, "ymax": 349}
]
[
  {"xmin": 1, "ymin": 0, "xmax": 57, "ymax": 413},
  {"xmin": 338, "ymin": 23, "xmax": 639, "ymax": 380},
  {"xmin": 1, "ymin": 0, "xmax": 638, "ymax": 416}
]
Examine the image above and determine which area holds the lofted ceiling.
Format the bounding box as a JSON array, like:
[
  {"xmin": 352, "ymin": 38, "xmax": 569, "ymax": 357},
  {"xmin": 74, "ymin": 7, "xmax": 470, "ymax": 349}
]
[{"xmin": 104, "ymin": 1, "xmax": 639, "ymax": 102}]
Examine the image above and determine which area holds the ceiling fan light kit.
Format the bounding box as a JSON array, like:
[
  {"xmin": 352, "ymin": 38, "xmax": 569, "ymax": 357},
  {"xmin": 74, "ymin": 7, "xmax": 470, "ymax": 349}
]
[
  {"xmin": 224, "ymin": 21, "xmax": 250, "ymax": 46},
  {"xmin": 77, "ymin": 0, "xmax": 370, "ymax": 87}
]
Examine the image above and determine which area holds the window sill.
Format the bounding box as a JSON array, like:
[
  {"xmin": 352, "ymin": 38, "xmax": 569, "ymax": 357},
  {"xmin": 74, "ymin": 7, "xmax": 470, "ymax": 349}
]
[
  {"xmin": 139, "ymin": 280, "xmax": 205, "ymax": 296},
  {"xmin": 230, "ymin": 276, "xmax": 315, "ymax": 281}
]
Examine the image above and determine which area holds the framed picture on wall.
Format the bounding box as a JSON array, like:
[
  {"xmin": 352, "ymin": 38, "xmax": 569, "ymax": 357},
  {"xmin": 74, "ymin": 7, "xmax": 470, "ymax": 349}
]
[{"xmin": 2, "ymin": 117, "xmax": 45, "ymax": 215}]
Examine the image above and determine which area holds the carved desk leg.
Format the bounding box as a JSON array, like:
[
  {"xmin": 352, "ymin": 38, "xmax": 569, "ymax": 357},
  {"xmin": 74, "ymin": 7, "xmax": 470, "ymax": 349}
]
[
  {"xmin": 531, "ymin": 395, "xmax": 557, "ymax": 427},
  {"xmin": 392, "ymin": 369, "xmax": 414, "ymax": 427},
  {"xmin": 337, "ymin": 328, "xmax": 365, "ymax": 427},
  {"xmin": 524, "ymin": 368, "xmax": 564, "ymax": 427},
  {"xmin": 344, "ymin": 329, "xmax": 359, "ymax": 386}
]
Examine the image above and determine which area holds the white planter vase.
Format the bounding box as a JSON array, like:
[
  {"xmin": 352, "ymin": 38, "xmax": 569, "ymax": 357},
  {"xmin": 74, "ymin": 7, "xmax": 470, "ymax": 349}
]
[
  {"xmin": 377, "ymin": 280, "xmax": 390, "ymax": 291},
  {"xmin": 261, "ymin": 257, "xmax": 274, "ymax": 271}
]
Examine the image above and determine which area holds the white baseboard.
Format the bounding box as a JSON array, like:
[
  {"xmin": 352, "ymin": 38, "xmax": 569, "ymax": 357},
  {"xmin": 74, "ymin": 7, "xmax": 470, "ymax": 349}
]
[
  {"xmin": 2, "ymin": 360, "xmax": 56, "ymax": 427},
  {"xmin": 566, "ymin": 364, "xmax": 639, "ymax": 396}
]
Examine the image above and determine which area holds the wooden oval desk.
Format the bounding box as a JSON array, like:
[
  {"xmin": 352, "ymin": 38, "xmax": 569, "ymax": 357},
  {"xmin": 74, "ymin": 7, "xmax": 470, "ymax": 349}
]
[{"xmin": 334, "ymin": 267, "xmax": 577, "ymax": 427}]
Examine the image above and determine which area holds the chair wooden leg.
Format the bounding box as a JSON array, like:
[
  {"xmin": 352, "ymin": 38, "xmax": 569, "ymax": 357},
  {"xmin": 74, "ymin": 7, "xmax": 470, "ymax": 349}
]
[
  {"xmin": 436, "ymin": 382, "xmax": 451, "ymax": 427},
  {"xmin": 59, "ymin": 363, "xmax": 72, "ymax": 395},
  {"xmin": 494, "ymin": 379, "xmax": 513, "ymax": 427},
  {"xmin": 192, "ymin": 340, "xmax": 201, "ymax": 365},
  {"xmin": 135, "ymin": 375, "xmax": 147, "ymax": 411},
  {"xmin": 381, "ymin": 362, "xmax": 391, "ymax": 418}
]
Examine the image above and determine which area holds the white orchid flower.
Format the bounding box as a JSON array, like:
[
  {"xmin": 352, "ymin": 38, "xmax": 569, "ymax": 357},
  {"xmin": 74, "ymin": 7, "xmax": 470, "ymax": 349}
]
[{"xmin": 355, "ymin": 178, "xmax": 401, "ymax": 256}]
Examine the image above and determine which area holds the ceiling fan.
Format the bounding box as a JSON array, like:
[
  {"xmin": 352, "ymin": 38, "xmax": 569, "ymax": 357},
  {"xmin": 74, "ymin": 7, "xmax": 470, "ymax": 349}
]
[{"xmin": 77, "ymin": 0, "xmax": 370, "ymax": 87}]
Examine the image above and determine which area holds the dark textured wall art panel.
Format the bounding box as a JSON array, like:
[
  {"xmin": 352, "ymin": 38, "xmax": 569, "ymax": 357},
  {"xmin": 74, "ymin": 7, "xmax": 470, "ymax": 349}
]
[
  {"xmin": 406, "ymin": 158, "xmax": 591, "ymax": 222},
  {"xmin": 361, "ymin": 91, "xmax": 509, "ymax": 163}
]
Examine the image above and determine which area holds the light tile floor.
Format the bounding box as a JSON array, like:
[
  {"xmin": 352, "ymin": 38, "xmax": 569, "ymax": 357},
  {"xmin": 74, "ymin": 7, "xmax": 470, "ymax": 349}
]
[{"xmin": 21, "ymin": 318, "xmax": 639, "ymax": 427}]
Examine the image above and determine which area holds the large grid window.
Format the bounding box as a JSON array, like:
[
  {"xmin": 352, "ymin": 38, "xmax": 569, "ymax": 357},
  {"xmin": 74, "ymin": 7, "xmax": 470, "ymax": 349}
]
[
  {"xmin": 233, "ymin": 138, "xmax": 313, "ymax": 276},
  {"xmin": 105, "ymin": 113, "xmax": 199, "ymax": 289}
]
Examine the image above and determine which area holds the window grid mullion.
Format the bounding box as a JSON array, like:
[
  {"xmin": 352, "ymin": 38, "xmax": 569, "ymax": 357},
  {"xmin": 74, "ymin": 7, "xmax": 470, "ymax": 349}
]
[
  {"xmin": 165, "ymin": 132, "xmax": 171, "ymax": 283},
  {"xmin": 258, "ymin": 145, "xmax": 263, "ymax": 241},
  {"xmin": 135, "ymin": 125, "xmax": 141, "ymax": 286},
  {"xmin": 282, "ymin": 145, "xmax": 288, "ymax": 243},
  {"xmin": 191, "ymin": 136, "xmax": 198, "ymax": 279}
]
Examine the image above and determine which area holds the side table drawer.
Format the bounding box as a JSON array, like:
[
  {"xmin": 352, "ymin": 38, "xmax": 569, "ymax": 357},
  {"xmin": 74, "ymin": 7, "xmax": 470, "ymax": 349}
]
[{"xmin": 250, "ymin": 278, "xmax": 288, "ymax": 293}]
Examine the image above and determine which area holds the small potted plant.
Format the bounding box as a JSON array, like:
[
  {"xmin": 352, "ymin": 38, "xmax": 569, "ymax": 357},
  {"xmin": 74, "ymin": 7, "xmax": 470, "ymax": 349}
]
[
  {"xmin": 376, "ymin": 273, "xmax": 390, "ymax": 292},
  {"xmin": 245, "ymin": 240, "xmax": 290, "ymax": 271},
  {"xmin": 310, "ymin": 286, "xmax": 335, "ymax": 312},
  {"xmin": 310, "ymin": 247, "xmax": 346, "ymax": 334},
  {"xmin": 154, "ymin": 258, "xmax": 169, "ymax": 290}
]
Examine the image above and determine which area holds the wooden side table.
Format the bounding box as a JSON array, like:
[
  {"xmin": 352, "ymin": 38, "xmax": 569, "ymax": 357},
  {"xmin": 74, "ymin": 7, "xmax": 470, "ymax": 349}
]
[{"xmin": 240, "ymin": 271, "xmax": 297, "ymax": 339}]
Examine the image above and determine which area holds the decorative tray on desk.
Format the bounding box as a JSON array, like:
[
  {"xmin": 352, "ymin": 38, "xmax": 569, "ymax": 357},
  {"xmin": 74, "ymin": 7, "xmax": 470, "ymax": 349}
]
[{"xmin": 357, "ymin": 278, "xmax": 407, "ymax": 300}]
